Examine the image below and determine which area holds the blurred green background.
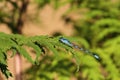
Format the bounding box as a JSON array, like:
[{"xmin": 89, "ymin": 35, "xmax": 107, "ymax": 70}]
[{"xmin": 0, "ymin": 0, "xmax": 120, "ymax": 80}]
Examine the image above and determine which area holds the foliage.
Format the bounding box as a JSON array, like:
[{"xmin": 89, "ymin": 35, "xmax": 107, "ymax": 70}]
[
  {"xmin": 24, "ymin": 51, "xmax": 102, "ymax": 80},
  {"xmin": 0, "ymin": 0, "xmax": 29, "ymax": 33},
  {"xmin": 71, "ymin": 0, "xmax": 120, "ymax": 80},
  {"xmin": 0, "ymin": 32, "xmax": 82, "ymax": 78},
  {"xmin": 0, "ymin": 0, "xmax": 120, "ymax": 80},
  {"xmin": 23, "ymin": 54, "xmax": 79, "ymax": 80},
  {"xmin": 24, "ymin": 0, "xmax": 120, "ymax": 80},
  {"xmin": 34, "ymin": 0, "xmax": 73, "ymax": 9}
]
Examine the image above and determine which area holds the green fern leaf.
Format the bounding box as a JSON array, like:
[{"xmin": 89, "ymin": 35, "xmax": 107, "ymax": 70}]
[
  {"xmin": 25, "ymin": 42, "xmax": 42, "ymax": 64},
  {"xmin": 16, "ymin": 46, "xmax": 34, "ymax": 64},
  {"xmin": 0, "ymin": 50, "xmax": 7, "ymax": 65}
]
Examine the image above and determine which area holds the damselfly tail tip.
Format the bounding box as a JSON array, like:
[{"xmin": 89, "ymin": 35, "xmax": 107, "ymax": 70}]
[{"xmin": 92, "ymin": 53, "xmax": 101, "ymax": 62}]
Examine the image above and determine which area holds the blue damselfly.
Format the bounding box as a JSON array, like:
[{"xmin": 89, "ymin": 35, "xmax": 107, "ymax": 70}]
[{"xmin": 59, "ymin": 37, "xmax": 101, "ymax": 61}]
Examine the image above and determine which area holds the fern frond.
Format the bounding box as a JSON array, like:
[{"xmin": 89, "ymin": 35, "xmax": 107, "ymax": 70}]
[
  {"xmin": 24, "ymin": 42, "xmax": 42, "ymax": 64},
  {"xmin": 95, "ymin": 28, "xmax": 120, "ymax": 42},
  {"xmin": 96, "ymin": 49, "xmax": 120, "ymax": 80},
  {"xmin": 0, "ymin": 32, "xmax": 82, "ymax": 78}
]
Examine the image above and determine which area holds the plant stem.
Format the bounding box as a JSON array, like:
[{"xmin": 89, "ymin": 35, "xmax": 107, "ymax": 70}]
[
  {"xmin": 14, "ymin": 0, "xmax": 29, "ymax": 80},
  {"xmin": 15, "ymin": 53, "xmax": 22, "ymax": 80}
]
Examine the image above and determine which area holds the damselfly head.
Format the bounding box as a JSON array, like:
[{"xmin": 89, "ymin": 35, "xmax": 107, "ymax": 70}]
[{"xmin": 59, "ymin": 37, "xmax": 73, "ymax": 47}]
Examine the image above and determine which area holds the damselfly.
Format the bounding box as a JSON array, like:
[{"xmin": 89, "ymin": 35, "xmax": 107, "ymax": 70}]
[{"xmin": 59, "ymin": 37, "xmax": 101, "ymax": 61}]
